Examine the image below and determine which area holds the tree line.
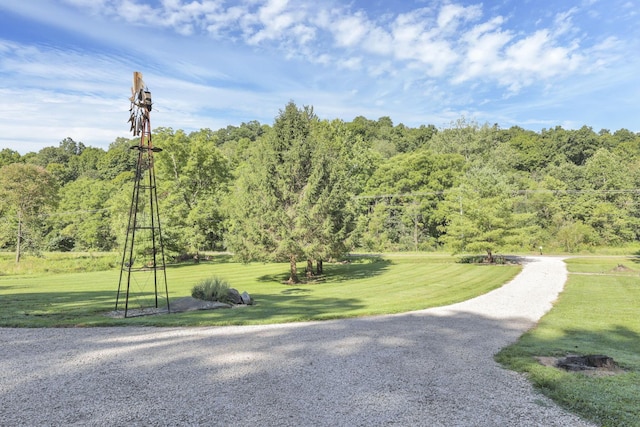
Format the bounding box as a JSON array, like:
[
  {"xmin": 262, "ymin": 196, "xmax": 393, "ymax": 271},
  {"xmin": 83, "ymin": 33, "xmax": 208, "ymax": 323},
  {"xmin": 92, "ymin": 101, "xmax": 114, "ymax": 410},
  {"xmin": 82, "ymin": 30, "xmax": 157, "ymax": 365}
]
[{"xmin": 1, "ymin": 102, "xmax": 640, "ymax": 279}]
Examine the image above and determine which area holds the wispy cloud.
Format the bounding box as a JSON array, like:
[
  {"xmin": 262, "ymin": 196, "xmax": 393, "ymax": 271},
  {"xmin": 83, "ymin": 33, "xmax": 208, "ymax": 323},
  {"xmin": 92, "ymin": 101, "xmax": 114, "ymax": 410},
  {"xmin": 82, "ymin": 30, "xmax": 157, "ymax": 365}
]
[{"xmin": 56, "ymin": 0, "xmax": 620, "ymax": 91}]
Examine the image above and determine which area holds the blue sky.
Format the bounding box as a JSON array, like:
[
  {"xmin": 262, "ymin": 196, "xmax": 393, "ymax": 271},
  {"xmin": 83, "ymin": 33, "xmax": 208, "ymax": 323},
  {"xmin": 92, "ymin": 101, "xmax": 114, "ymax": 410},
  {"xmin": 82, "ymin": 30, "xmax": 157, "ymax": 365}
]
[{"xmin": 0, "ymin": 0, "xmax": 638, "ymax": 154}]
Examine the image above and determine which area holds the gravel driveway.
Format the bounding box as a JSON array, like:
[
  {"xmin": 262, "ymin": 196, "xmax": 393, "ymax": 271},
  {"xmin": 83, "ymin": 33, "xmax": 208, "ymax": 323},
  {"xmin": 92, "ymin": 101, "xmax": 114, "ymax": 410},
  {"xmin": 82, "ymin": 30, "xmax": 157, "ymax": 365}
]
[{"xmin": 0, "ymin": 256, "xmax": 594, "ymax": 426}]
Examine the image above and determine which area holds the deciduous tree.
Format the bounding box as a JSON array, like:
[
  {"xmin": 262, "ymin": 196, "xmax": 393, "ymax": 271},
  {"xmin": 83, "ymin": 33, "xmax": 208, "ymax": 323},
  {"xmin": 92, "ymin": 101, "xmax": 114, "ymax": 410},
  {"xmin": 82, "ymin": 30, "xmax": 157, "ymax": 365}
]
[
  {"xmin": 154, "ymin": 127, "xmax": 232, "ymax": 255},
  {"xmin": 0, "ymin": 163, "xmax": 58, "ymax": 262}
]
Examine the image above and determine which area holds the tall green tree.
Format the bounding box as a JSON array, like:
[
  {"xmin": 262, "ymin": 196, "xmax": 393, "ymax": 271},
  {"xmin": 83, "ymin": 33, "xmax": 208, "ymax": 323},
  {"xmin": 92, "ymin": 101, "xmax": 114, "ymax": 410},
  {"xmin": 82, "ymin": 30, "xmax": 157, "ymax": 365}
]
[
  {"xmin": 438, "ymin": 166, "xmax": 538, "ymax": 261},
  {"xmin": 227, "ymin": 102, "xmax": 316, "ymax": 282},
  {"xmin": 0, "ymin": 163, "xmax": 58, "ymax": 262},
  {"xmin": 96, "ymin": 137, "xmax": 138, "ymax": 180},
  {"xmin": 0, "ymin": 148, "xmax": 21, "ymax": 167},
  {"xmin": 296, "ymin": 119, "xmax": 361, "ymax": 274},
  {"xmin": 539, "ymin": 125, "xmax": 601, "ymax": 166},
  {"xmin": 154, "ymin": 127, "xmax": 232, "ymax": 255},
  {"xmin": 48, "ymin": 177, "xmax": 116, "ymax": 250},
  {"xmin": 28, "ymin": 138, "xmax": 87, "ymax": 185},
  {"xmin": 359, "ymin": 149, "xmax": 465, "ymax": 251},
  {"xmin": 429, "ymin": 118, "xmax": 499, "ymax": 163},
  {"xmin": 581, "ymin": 148, "xmax": 636, "ymax": 245},
  {"xmin": 69, "ymin": 147, "xmax": 105, "ymax": 180},
  {"xmin": 227, "ymin": 103, "xmax": 357, "ymax": 282}
]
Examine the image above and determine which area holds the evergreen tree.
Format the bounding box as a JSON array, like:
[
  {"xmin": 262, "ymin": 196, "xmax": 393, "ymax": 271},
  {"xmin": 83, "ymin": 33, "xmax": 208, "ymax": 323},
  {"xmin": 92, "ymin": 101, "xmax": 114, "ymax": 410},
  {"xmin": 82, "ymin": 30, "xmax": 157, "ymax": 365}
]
[{"xmin": 227, "ymin": 103, "xmax": 357, "ymax": 282}]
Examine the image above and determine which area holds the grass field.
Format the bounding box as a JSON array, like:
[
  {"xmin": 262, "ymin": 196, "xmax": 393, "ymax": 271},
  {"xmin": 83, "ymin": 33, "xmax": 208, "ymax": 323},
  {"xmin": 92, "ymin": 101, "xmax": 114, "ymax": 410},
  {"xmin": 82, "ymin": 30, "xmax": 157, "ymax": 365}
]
[
  {"xmin": 0, "ymin": 252, "xmax": 520, "ymax": 327},
  {"xmin": 496, "ymin": 256, "xmax": 640, "ymax": 427}
]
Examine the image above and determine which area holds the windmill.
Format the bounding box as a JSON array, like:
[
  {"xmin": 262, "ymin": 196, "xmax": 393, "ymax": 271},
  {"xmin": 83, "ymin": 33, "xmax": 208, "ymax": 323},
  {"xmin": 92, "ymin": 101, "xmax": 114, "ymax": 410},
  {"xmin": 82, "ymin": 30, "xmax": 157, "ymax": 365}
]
[{"xmin": 115, "ymin": 72, "xmax": 170, "ymax": 317}]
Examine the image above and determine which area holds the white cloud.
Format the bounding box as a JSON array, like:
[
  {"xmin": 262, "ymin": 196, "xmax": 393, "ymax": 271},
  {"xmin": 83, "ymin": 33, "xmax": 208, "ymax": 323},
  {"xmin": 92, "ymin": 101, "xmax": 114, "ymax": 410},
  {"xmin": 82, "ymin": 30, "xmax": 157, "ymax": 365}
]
[
  {"xmin": 392, "ymin": 9, "xmax": 429, "ymax": 45},
  {"xmin": 205, "ymin": 5, "xmax": 244, "ymax": 37},
  {"xmin": 454, "ymin": 17, "xmax": 512, "ymax": 83},
  {"xmin": 552, "ymin": 7, "xmax": 579, "ymax": 37},
  {"xmin": 115, "ymin": 0, "xmax": 155, "ymax": 23},
  {"xmin": 362, "ymin": 26, "xmax": 394, "ymax": 55},
  {"xmin": 331, "ymin": 11, "xmax": 370, "ymax": 47},
  {"xmin": 338, "ymin": 56, "xmax": 362, "ymax": 71},
  {"xmin": 437, "ymin": 3, "xmax": 482, "ymax": 31},
  {"xmin": 246, "ymin": 0, "xmax": 296, "ymax": 44},
  {"xmin": 452, "ymin": 8, "xmax": 597, "ymax": 93},
  {"xmin": 61, "ymin": 0, "xmax": 110, "ymax": 14},
  {"xmin": 390, "ymin": 8, "xmax": 459, "ymax": 75},
  {"xmin": 585, "ymin": 36, "xmax": 623, "ymax": 69},
  {"xmin": 503, "ymin": 29, "xmax": 583, "ymax": 87}
]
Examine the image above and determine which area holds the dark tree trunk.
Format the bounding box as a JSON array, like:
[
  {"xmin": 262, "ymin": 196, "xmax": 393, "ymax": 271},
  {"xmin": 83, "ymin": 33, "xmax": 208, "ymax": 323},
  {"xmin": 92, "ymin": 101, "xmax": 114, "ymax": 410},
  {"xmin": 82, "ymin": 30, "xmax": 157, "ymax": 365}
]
[
  {"xmin": 486, "ymin": 249, "xmax": 494, "ymax": 264},
  {"xmin": 288, "ymin": 254, "xmax": 299, "ymax": 283},
  {"xmin": 316, "ymin": 259, "xmax": 323, "ymax": 275},
  {"xmin": 15, "ymin": 212, "xmax": 22, "ymax": 264},
  {"xmin": 306, "ymin": 259, "xmax": 314, "ymax": 278}
]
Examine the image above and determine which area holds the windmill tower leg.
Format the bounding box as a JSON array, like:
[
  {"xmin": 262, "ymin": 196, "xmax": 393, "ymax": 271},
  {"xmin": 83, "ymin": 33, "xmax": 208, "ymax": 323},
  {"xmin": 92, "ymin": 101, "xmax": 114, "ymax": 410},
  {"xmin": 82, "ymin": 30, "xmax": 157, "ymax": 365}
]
[{"xmin": 115, "ymin": 72, "xmax": 169, "ymax": 318}]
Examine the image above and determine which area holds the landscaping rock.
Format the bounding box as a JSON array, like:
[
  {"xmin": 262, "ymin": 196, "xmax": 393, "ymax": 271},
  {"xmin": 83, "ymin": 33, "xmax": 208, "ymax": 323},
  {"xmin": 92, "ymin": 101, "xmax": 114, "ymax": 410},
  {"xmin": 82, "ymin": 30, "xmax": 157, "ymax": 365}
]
[
  {"xmin": 226, "ymin": 288, "xmax": 243, "ymax": 304},
  {"xmin": 241, "ymin": 291, "xmax": 253, "ymax": 305}
]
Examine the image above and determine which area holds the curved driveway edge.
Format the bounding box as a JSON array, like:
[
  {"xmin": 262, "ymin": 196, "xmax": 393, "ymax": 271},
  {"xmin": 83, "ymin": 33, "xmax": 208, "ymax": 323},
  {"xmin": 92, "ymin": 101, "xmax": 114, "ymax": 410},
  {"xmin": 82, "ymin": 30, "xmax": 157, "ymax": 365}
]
[{"xmin": 0, "ymin": 256, "xmax": 594, "ymax": 426}]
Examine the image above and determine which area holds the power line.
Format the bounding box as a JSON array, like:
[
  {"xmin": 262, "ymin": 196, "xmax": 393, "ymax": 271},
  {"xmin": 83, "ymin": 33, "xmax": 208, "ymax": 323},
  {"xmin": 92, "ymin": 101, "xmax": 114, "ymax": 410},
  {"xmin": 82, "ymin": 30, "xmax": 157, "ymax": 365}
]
[
  {"xmin": 2, "ymin": 190, "xmax": 638, "ymax": 219},
  {"xmin": 354, "ymin": 188, "xmax": 640, "ymax": 200},
  {"xmin": 41, "ymin": 208, "xmax": 112, "ymax": 217}
]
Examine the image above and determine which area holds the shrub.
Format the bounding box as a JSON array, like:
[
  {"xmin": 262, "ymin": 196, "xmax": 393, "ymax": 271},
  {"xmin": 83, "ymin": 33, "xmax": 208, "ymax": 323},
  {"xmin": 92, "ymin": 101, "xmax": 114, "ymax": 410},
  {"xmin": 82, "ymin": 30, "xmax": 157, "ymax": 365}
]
[
  {"xmin": 45, "ymin": 235, "xmax": 75, "ymax": 252},
  {"xmin": 191, "ymin": 276, "xmax": 230, "ymax": 302},
  {"xmin": 458, "ymin": 254, "xmax": 508, "ymax": 264}
]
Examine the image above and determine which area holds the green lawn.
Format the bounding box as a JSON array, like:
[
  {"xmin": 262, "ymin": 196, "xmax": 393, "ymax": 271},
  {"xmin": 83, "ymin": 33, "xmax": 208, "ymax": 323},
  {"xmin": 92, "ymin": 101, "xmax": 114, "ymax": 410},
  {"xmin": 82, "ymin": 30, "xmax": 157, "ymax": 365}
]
[
  {"xmin": 0, "ymin": 251, "xmax": 119, "ymax": 275},
  {"xmin": 496, "ymin": 256, "xmax": 640, "ymax": 427},
  {"xmin": 0, "ymin": 252, "xmax": 520, "ymax": 327}
]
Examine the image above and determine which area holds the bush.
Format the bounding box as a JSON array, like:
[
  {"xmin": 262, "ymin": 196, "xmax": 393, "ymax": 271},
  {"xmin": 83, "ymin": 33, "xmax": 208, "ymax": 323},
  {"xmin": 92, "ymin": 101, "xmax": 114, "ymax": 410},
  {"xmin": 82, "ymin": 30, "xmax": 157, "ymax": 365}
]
[
  {"xmin": 458, "ymin": 254, "xmax": 508, "ymax": 264},
  {"xmin": 191, "ymin": 276, "xmax": 230, "ymax": 302},
  {"xmin": 45, "ymin": 235, "xmax": 75, "ymax": 252}
]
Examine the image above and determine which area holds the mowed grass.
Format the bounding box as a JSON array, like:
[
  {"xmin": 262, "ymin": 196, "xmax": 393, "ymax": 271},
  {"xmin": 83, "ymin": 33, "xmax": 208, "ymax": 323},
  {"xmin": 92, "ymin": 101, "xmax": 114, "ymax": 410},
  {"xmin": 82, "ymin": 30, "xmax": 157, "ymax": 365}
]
[
  {"xmin": 0, "ymin": 251, "xmax": 119, "ymax": 275},
  {"xmin": 496, "ymin": 256, "xmax": 640, "ymax": 427},
  {"xmin": 0, "ymin": 252, "xmax": 520, "ymax": 327}
]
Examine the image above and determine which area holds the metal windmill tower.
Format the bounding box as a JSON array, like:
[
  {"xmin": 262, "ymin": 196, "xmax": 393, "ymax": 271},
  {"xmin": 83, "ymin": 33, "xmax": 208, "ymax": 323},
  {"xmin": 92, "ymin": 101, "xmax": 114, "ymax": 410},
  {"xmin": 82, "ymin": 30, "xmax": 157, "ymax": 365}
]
[{"xmin": 115, "ymin": 71, "xmax": 170, "ymax": 317}]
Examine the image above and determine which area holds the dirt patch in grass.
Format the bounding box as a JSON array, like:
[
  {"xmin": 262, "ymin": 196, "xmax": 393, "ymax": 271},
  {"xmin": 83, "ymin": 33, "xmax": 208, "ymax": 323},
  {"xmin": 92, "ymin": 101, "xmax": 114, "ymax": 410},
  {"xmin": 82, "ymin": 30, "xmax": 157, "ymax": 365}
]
[
  {"xmin": 536, "ymin": 354, "xmax": 627, "ymax": 377},
  {"xmin": 611, "ymin": 264, "xmax": 634, "ymax": 273}
]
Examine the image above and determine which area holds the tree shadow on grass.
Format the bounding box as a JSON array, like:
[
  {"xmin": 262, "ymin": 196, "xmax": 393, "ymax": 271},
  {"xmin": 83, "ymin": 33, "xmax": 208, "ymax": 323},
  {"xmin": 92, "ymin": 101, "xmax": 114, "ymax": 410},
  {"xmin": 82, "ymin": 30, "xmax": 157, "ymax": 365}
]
[
  {"xmin": 499, "ymin": 325, "xmax": 640, "ymax": 366},
  {"xmin": 257, "ymin": 255, "xmax": 392, "ymax": 285},
  {"xmin": 0, "ymin": 290, "xmax": 118, "ymax": 327},
  {"xmin": 218, "ymin": 292, "xmax": 366, "ymax": 323},
  {"xmin": 329, "ymin": 257, "xmax": 393, "ymax": 283},
  {"xmin": 557, "ymin": 326, "xmax": 640, "ymax": 366},
  {"xmin": 165, "ymin": 254, "xmax": 236, "ymax": 269},
  {"xmin": 0, "ymin": 287, "xmax": 366, "ymax": 326},
  {"xmin": 626, "ymin": 254, "xmax": 640, "ymax": 264}
]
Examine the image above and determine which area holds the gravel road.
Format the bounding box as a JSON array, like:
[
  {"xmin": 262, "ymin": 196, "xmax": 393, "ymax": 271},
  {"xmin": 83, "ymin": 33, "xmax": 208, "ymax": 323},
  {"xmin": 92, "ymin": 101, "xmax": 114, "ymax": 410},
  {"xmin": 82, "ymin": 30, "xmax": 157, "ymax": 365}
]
[{"xmin": 0, "ymin": 256, "xmax": 594, "ymax": 426}]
